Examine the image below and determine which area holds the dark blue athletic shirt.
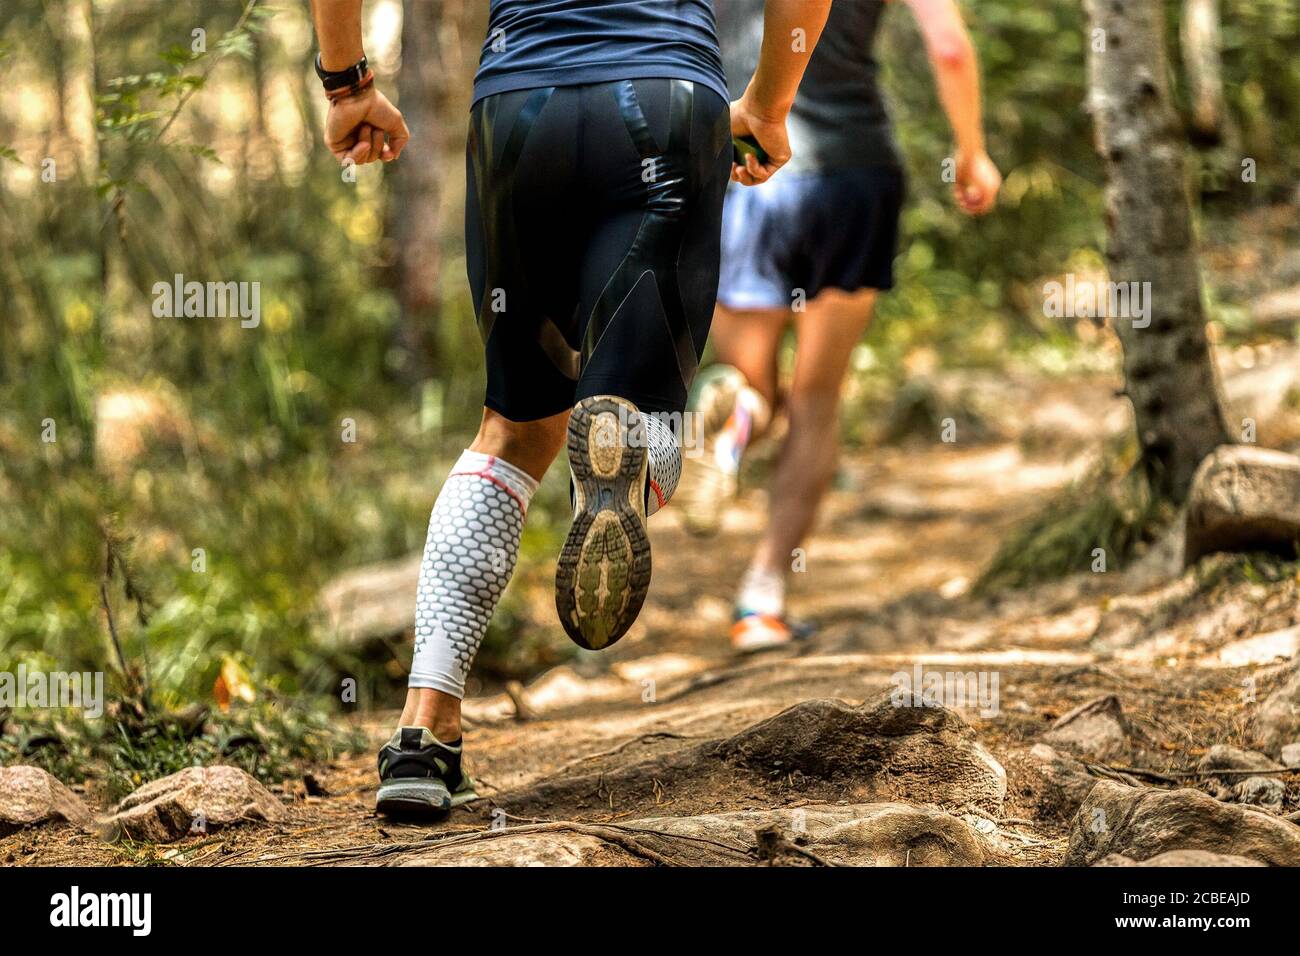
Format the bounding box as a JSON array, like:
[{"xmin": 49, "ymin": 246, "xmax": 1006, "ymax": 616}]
[{"xmin": 472, "ymin": 0, "xmax": 728, "ymax": 105}]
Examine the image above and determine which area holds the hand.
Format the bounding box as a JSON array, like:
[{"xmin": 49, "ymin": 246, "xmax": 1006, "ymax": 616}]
[
  {"xmin": 729, "ymin": 89, "xmax": 791, "ymax": 186},
  {"xmin": 324, "ymin": 87, "xmax": 410, "ymax": 166},
  {"xmin": 953, "ymin": 148, "xmax": 1001, "ymax": 216}
]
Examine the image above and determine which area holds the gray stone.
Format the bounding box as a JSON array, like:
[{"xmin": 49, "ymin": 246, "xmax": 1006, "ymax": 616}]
[
  {"xmin": 640, "ymin": 803, "xmax": 987, "ymax": 867},
  {"xmin": 394, "ymin": 831, "xmax": 638, "ymax": 867},
  {"xmin": 1197, "ymin": 743, "xmax": 1285, "ymax": 802},
  {"xmin": 1096, "ymin": 850, "xmax": 1266, "ymax": 867},
  {"xmin": 391, "ymin": 803, "xmax": 987, "ymax": 867},
  {"xmin": 102, "ymin": 766, "xmax": 287, "ymax": 842},
  {"xmin": 1280, "ymin": 742, "xmax": 1300, "ymax": 768},
  {"xmin": 1184, "ymin": 446, "xmax": 1300, "ymax": 566},
  {"xmin": 1066, "ymin": 780, "xmax": 1300, "ymax": 866},
  {"xmin": 1041, "ymin": 694, "xmax": 1130, "ymax": 760},
  {"xmin": 1254, "ymin": 665, "xmax": 1300, "ymax": 758},
  {"xmin": 1230, "ymin": 776, "xmax": 1285, "ymax": 810},
  {"xmin": 1197, "ymin": 744, "xmax": 1282, "ymax": 776},
  {"xmin": 0, "ymin": 766, "xmax": 93, "ymax": 835},
  {"xmin": 318, "ymin": 554, "xmax": 420, "ymax": 646}
]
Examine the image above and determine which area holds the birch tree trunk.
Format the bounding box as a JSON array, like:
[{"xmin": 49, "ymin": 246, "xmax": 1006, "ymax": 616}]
[
  {"xmin": 1180, "ymin": 0, "xmax": 1227, "ymax": 144},
  {"xmin": 1085, "ymin": 0, "xmax": 1231, "ymax": 502}
]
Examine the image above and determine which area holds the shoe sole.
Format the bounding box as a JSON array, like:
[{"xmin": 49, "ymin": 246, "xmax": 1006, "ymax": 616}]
[
  {"xmin": 732, "ymin": 631, "xmax": 794, "ymax": 655},
  {"xmin": 556, "ymin": 396, "xmax": 652, "ymax": 650},
  {"xmin": 376, "ymin": 777, "xmax": 453, "ymax": 819}
]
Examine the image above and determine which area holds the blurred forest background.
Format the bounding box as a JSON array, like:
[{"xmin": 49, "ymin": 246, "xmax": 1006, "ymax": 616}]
[{"xmin": 3, "ymin": 0, "xmax": 1300, "ymax": 783}]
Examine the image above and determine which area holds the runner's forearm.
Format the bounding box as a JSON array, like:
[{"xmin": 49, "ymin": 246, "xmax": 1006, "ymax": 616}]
[
  {"xmin": 908, "ymin": 0, "xmax": 985, "ymax": 155},
  {"xmin": 749, "ymin": 0, "xmax": 832, "ymax": 116},
  {"xmin": 311, "ymin": 0, "xmax": 365, "ymax": 70}
]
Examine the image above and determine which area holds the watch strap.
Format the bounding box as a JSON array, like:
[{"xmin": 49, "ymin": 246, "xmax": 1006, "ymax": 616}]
[{"xmin": 315, "ymin": 53, "xmax": 369, "ymax": 92}]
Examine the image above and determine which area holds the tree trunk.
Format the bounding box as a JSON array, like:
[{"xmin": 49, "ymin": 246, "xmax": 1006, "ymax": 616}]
[
  {"xmin": 1180, "ymin": 0, "xmax": 1227, "ymax": 144},
  {"xmin": 389, "ymin": 0, "xmax": 449, "ymax": 383},
  {"xmin": 1085, "ymin": 0, "xmax": 1232, "ymax": 502}
]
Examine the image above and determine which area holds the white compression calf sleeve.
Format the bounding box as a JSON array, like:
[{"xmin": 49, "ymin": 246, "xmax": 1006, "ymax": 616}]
[
  {"xmin": 643, "ymin": 412, "xmax": 681, "ymax": 516},
  {"xmin": 408, "ymin": 450, "xmax": 538, "ymax": 698}
]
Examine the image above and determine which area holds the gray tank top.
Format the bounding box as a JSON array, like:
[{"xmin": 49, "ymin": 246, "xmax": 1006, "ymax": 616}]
[{"xmin": 715, "ymin": 0, "xmax": 902, "ymax": 173}]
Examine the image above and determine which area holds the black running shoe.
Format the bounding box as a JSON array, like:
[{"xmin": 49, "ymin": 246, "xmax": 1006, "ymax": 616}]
[
  {"xmin": 375, "ymin": 727, "xmax": 476, "ymax": 818},
  {"xmin": 555, "ymin": 395, "xmax": 652, "ymax": 651}
]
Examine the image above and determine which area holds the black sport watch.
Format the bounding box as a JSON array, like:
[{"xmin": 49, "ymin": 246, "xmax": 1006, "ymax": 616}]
[{"xmin": 315, "ymin": 53, "xmax": 369, "ymax": 92}]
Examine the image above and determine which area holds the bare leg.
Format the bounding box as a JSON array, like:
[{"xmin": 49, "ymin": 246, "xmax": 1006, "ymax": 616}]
[
  {"xmin": 677, "ymin": 303, "xmax": 789, "ymax": 536},
  {"xmin": 398, "ymin": 406, "xmax": 568, "ymax": 741},
  {"xmin": 708, "ymin": 303, "xmax": 790, "ymax": 412},
  {"xmin": 748, "ymin": 288, "xmax": 877, "ymax": 588}
]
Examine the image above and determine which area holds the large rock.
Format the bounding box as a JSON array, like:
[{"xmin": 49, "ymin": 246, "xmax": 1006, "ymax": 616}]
[
  {"xmin": 1065, "ymin": 780, "xmax": 1300, "ymax": 866},
  {"xmin": 1041, "ymin": 695, "xmax": 1130, "ymax": 760},
  {"xmin": 495, "ymin": 693, "xmax": 1008, "ymax": 819},
  {"xmin": 1197, "ymin": 745, "xmax": 1286, "ymax": 808},
  {"xmin": 1254, "ymin": 664, "xmax": 1300, "ymax": 758},
  {"xmin": 647, "ymin": 804, "xmax": 986, "ymax": 867},
  {"xmin": 393, "ymin": 803, "xmax": 987, "ymax": 867},
  {"xmin": 0, "ymin": 766, "xmax": 93, "ymax": 835},
  {"xmin": 394, "ymin": 831, "xmax": 642, "ymax": 867},
  {"xmin": 102, "ymin": 766, "xmax": 287, "ymax": 842},
  {"xmin": 1184, "ymin": 446, "xmax": 1300, "ymax": 566},
  {"xmin": 1096, "ymin": 850, "xmax": 1266, "ymax": 867},
  {"xmin": 1197, "ymin": 744, "xmax": 1282, "ymax": 778},
  {"xmin": 318, "ymin": 554, "xmax": 420, "ymax": 646}
]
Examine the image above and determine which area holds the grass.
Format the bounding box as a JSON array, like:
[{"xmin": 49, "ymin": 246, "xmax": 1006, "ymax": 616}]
[
  {"xmin": 2, "ymin": 697, "xmax": 369, "ymax": 802},
  {"xmin": 975, "ymin": 435, "xmax": 1175, "ymax": 594}
]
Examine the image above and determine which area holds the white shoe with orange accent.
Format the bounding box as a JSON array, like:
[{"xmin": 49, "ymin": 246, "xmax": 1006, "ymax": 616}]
[{"xmin": 730, "ymin": 612, "xmax": 794, "ymax": 653}]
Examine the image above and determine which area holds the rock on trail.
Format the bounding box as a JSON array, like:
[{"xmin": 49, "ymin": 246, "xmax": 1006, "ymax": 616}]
[
  {"xmin": 389, "ymin": 803, "xmax": 988, "ymax": 867},
  {"xmin": 636, "ymin": 803, "xmax": 988, "ymax": 866},
  {"xmin": 1064, "ymin": 780, "xmax": 1300, "ymax": 866},
  {"xmin": 1197, "ymin": 745, "xmax": 1286, "ymax": 808},
  {"xmin": 1095, "ymin": 850, "xmax": 1266, "ymax": 867},
  {"xmin": 102, "ymin": 766, "xmax": 287, "ymax": 842},
  {"xmin": 1184, "ymin": 445, "xmax": 1300, "ymax": 566},
  {"xmin": 1040, "ymin": 694, "xmax": 1131, "ymax": 761},
  {"xmin": 1253, "ymin": 663, "xmax": 1300, "ymax": 759},
  {"xmin": 0, "ymin": 766, "xmax": 93, "ymax": 835}
]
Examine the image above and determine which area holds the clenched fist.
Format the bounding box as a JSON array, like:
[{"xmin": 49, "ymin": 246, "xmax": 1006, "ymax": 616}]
[{"xmin": 325, "ymin": 87, "xmax": 410, "ymax": 166}]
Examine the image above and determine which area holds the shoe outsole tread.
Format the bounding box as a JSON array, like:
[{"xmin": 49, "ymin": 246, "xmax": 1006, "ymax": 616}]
[{"xmin": 556, "ymin": 396, "xmax": 652, "ymax": 651}]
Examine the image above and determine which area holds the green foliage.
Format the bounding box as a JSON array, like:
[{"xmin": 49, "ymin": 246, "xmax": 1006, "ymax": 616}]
[
  {"xmin": 2, "ymin": 0, "xmax": 1299, "ymax": 720},
  {"xmin": 2, "ymin": 699, "xmax": 368, "ymax": 799}
]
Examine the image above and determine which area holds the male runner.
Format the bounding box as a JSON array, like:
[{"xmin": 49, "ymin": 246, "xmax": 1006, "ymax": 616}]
[
  {"xmin": 309, "ymin": 0, "xmax": 831, "ymax": 816},
  {"xmin": 687, "ymin": 0, "xmax": 1003, "ymax": 651}
]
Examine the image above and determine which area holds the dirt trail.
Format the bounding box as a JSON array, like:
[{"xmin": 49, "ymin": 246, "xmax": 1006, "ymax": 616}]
[{"xmin": 13, "ymin": 363, "xmax": 1300, "ymax": 867}]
